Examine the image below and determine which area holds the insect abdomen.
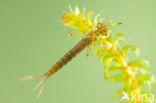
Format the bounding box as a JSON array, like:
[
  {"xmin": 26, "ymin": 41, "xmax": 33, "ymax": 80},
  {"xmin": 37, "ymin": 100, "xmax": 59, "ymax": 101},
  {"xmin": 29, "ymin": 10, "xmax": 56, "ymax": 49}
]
[{"xmin": 46, "ymin": 31, "xmax": 96, "ymax": 77}]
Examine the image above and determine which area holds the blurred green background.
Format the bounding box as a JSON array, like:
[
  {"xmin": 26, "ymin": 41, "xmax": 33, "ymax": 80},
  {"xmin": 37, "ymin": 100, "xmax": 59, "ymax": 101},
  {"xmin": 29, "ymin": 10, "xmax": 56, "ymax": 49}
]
[{"xmin": 0, "ymin": 0, "xmax": 156, "ymax": 103}]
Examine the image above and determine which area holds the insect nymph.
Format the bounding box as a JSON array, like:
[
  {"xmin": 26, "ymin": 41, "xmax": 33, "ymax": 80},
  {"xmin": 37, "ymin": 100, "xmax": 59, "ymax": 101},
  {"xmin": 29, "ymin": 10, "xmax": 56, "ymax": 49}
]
[
  {"xmin": 21, "ymin": 22, "xmax": 108, "ymax": 98},
  {"xmin": 21, "ymin": 6, "xmax": 156, "ymax": 103}
]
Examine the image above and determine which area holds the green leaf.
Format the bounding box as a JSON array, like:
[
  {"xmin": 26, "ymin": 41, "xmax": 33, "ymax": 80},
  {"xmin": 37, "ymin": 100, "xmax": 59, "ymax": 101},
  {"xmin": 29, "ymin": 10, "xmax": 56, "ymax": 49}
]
[
  {"xmin": 121, "ymin": 45, "xmax": 140, "ymax": 56},
  {"xmin": 137, "ymin": 73, "xmax": 151, "ymax": 90},
  {"xmin": 107, "ymin": 65, "xmax": 123, "ymax": 76},
  {"xmin": 103, "ymin": 56, "xmax": 114, "ymax": 68},
  {"xmin": 113, "ymin": 33, "xmax": 127, "ymax": 43},
  {"xmin": 107, "ymin": 34, "xmax": 112, "ymax": 42},
  {"xmin": 103, "ymin": 49, "xmax": 114, "ymax": 57},
  {"xmin": 68, "ymin": 4, "xmax": 74, "ymax": 13},
  {"xmin": 96, "ymin": 48, "xmax": 104, "ymax": 62},
  {"xmin": 137, "ymin": 73, "xmax": 156, "ymax": 92},
  {"xmin": 103, "ymin": 34, "xmax": 112, "ymax": 42},
  {"xmin": 75, "ymin": 6, "xmax": 80, "ymax": 15},
  {"xmin": 103, "ymin": 53, "xmax": 114, "ymax": 79},
  {"xmin": 112, "ymin": 89, "xmax": 124, "ymax": 100},
  {"xmin": 105, "ymin": 22, "xmax": 122, "ymax": 28},
  {"xmin": 94, "ymin": 11, "xmax": 102, "ymax": 25},
  {"xmin": 107, "ymin": 73, "xmax": 125, "ymax": 84},
  {"xmin": 112, "ymin": 33, "xmax": 128, "ymax": 50},
  {"xmin": 87, "ymin": 10, "xmax": 93, "ymax": 21},
  {"xmin": 103, "ymin": 54, "xmax": 114, "ymax": 68},
  {"xmin": 128, "ymin": 59, "xmax": 150, "ymax": 71},
  {"xmin": 151, "ymin": 75, "xmax": 156, "ymax": 87}
]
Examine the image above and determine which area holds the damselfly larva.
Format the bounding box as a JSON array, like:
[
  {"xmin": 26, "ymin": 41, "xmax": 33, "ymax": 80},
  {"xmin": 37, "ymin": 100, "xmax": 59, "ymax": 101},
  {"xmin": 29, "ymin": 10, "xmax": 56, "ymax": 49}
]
[{"xmin": 21, "ymin": 22, "xmax": 108, "ymax": 98}]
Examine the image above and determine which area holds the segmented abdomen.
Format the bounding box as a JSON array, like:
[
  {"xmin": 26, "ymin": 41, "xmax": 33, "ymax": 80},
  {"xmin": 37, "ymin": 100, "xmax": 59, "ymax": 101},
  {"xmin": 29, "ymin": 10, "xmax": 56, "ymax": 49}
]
[{"xmin": 46, "ymin": 31, "xmax": 97, "ymax": 77}]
